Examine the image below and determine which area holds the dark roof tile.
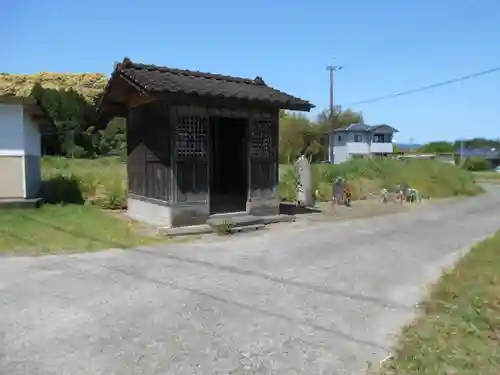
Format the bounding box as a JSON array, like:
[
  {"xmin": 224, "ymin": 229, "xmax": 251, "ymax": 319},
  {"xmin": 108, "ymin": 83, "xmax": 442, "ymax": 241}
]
[
  {"xmin": 369, "ymin": 124, "xmax": 399, "ymax": 134},
  {"xmin": 113, "ymin": 58, "xmax": 313, "ymax": 111},
  {"xmin": 331, "ymin": 122, "xmax": 398, "ymax": 134},
  {"xmin": 332, "ymin": 122, "xmax": 372, "ymax": 132}
]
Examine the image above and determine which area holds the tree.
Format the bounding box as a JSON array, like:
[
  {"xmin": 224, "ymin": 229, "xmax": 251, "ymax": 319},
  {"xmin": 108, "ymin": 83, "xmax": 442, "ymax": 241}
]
[
  {"xmin": 455, "ymin": 138, "xmax": 500, "ymax": 150},
  {"xmin": 316, "ymin": 106, "xmax": 362, "ymax": 133},
  {"xmin": 463, "ymin": 156, "xmax": 492, "ymax": 171},
  {"xmin": 278, "ymin": 107, "xmax": 362, "ymax": 164},
  {"xmin": 418, "ymin": 141, "xmax": 455, "ymax": 154},
  {"xmin": 303, "ymin": 128, "xmax": 325, "ymax": 161},
  {"xmin": 279, "ymin": 113, "xmax": 309, "ymax": 163}
]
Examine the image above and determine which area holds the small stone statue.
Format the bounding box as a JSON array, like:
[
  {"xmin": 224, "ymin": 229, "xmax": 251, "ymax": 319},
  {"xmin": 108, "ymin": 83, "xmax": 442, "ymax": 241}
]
[
  {"xmin": 332, "ymin": 176, "xmax": 345, "ymax": 205},
  {"xmin": 381, "ymin": 188, "xmax": 389, "ymax": 203}
]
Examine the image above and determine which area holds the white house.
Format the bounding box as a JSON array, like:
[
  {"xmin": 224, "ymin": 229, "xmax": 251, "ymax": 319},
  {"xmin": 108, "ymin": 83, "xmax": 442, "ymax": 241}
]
[
  {"xmin": 0, "ymin": 95, "xmax": 52, "ymax": 202},
  {"xmin": 328, "ymin": 122, "xmax": 398, "ymax": 164}
]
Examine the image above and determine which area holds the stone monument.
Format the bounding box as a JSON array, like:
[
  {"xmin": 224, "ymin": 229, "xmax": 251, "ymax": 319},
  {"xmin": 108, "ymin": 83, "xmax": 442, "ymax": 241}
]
[{"xmin": 295, "ymin": 154, "xmax": 313, "ymax": 207}]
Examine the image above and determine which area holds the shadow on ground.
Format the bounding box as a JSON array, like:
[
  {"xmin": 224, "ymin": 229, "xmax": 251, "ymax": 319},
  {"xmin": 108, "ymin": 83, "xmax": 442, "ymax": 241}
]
[
  {"xmin": 279, "ymin": 202, "xmax": 322, "ymax": 215},
  {"xmin": 41, "ymin": 176, "xmax": 85, "ymax": 204}
]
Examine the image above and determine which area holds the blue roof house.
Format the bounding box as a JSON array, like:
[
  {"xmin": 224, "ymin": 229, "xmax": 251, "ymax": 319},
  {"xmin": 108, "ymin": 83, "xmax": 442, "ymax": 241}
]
[{"xmin": 329, "ymin": 123, "xmax": 399, "ymax": 164}]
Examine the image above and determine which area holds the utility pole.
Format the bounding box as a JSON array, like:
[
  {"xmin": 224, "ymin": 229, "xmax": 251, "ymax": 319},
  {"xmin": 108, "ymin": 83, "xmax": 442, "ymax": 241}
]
[
  {"xmin": 459, "ymin": 138, "xmax": 464, "ymax": 166},
  {"xmin": 325, "ymin": 62, "xmax": 342, "ymax": 163},
  {"xmin": 409, "ymin": 137, "xmax": 415, "ymax": 152},
  {"xmin": 326, "ymin": 63, "xmax": 342, "ymax": 118}
]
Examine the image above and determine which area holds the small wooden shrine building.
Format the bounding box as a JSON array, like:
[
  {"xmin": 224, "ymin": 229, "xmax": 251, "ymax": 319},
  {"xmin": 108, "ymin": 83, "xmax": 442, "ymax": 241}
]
[{"xmin": 97, "ymin": 58, "xmax": 314, "ymax": 228}]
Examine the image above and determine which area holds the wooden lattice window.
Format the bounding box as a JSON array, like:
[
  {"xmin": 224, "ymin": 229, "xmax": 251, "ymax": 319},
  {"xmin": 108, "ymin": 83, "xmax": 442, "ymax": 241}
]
[
  {"xmin": 176, "ymin": 115, "xmax": 208, "ymax": 158},
  {"xmin": 251, "ymin": 117, "xmax": 274, "ymax": 158}
]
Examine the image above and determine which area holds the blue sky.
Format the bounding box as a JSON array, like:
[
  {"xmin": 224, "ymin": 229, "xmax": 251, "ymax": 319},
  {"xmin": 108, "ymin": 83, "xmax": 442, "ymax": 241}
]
[{"xmin": 2, "ymin": 0, "xmax": 499, "ymax": 143}]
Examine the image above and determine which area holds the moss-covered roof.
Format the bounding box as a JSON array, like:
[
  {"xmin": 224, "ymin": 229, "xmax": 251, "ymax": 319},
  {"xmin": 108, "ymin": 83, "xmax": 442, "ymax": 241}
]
[{"xmin": 0, "ymin": 72, "xmax": 108, "ymax": 104}]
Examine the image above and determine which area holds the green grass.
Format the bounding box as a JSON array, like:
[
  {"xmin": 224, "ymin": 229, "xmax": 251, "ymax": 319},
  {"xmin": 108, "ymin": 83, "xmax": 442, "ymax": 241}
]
[
  {"xmin": 42, "ymin": 156, "xmax": 483, "ymax": 208},
  {"xmin": 473, "ymin": 171, "xmax": 500, "ymax": 183},
  {"xmin": 42, "ymin": 156, "xmax": 127, "ymax": 209},
  {"xmin": 378, "ymin": 232, "xmax": 500, "ymax": 375},
  {"xmin": 0, "ymin": 204, "xmax": 160, "ymax": 254}
]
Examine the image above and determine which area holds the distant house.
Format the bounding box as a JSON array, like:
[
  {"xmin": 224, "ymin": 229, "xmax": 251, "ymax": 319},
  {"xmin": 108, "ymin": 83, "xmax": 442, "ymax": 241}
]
[
  {"xmin": 328, "ymin": 122, "xmax": 398, "ymax": 164},
  {"xmin": 0, "ymin": 95, "xmax": 53, "ymax": 203}
]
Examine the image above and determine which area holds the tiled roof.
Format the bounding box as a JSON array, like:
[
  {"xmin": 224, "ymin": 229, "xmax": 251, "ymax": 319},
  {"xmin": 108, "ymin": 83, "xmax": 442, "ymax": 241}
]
[
  {"xmin": 110, "ymin": 58, "xmax": 314, "ymax": 111},
  {"xmin": 459, "ymin": 148, "xmax": 500, "ymax": 159},
  {"xmin": 346, "ymin": 123, "xmax": 372, "ymax": 131},
  {"xmin": 370, "ymin": 124, "xmax": 398, "ymax": 134},
  {"xmin": 332, "ymin": 122, "xmax": 398, "ymax": 134}
]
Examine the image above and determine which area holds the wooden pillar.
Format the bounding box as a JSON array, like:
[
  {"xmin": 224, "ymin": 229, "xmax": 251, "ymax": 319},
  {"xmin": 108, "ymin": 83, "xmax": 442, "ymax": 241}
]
[
  {"xmin": 247, "ymin": 109, "xmax": 280, "ymax": 216},
  {"xmin": 169, "ymin": 105, "xmax": 210, "ymax": 226}
]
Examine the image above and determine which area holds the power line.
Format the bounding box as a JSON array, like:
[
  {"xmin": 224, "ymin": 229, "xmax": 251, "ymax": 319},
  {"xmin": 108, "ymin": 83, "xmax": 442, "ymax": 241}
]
[{"xmin": 343, "ymin": 66, "xmax": 500, "ymax": 107}]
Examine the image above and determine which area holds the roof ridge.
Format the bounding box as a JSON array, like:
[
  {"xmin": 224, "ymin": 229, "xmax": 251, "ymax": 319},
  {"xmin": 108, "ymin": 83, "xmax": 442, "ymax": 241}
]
[
  {"xmin": 100, "ymin": 57, "xmax": 314, "ymax": 112},
  {"xmin": 118, "ymin": 57, "xmax": 266, "ymax": 86}
]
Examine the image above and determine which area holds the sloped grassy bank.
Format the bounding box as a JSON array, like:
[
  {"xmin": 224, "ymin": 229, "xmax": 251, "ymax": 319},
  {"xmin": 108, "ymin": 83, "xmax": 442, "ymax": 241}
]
[
  {"xmin": 41, "ymin": 157, "xmax": 482, "ymax": 209},
  {"xmin": 278, "ymin": 158, "xmax": 483, "ymax": 202}
]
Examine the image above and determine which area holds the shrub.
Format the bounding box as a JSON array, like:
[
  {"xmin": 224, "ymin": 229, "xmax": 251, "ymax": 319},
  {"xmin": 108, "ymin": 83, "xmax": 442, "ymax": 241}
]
[
  {"xmin": 214, "ymin": 221, "xmax": 234, "ymax": 236},
  {"xmin": 99, "ymin": 182, "xmax": 127, "ymax": 210},
  {"xmin": 463, "ymin": 156, "xmax": 492, "ymax": 171},
  {"xmin": 278, "ymin": 168, "xmax": 298, "ymax": 202}
]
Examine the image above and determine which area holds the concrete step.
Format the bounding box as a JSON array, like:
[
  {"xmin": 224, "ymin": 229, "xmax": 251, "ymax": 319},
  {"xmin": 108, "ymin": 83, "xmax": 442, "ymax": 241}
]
[
  {"xmin": 229, "ymin": 223, "xmax": 266, "ymax": 234},
  {"xmin": 206, "ymin": 214, "xmax": 264, "ymax": 229},
  {"xmin": 0, "ymin": 197, "xmax": 42, "ymax": 209},
  {"xmin": 161, "ymin": 224, "xmax": 213, "ymax": 237},
  {"xmin": 163, "ymin": 213, "xmax": 294, "ymax": 238}
]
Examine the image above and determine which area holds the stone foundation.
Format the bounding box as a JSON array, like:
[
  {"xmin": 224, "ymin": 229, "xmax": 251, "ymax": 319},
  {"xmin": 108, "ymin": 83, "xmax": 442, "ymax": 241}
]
[
  {"xmin": 170, "ymin": 202, "xmax": 210, "ymax": 227},
  {"xmin": 128, "ymin": 190, "xmax": 280, "ymax": 228},
  {"xmin": 127, "ymin": 198, "xmax": 172, "ymax": 228},
  {"xmin": 247, "ymin": 188, "xmax": 279, "ymax": 216}
]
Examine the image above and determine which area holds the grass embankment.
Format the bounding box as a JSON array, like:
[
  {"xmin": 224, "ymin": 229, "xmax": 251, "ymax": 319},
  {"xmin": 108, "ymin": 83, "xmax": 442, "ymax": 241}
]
[
  {"xmin": 0, "ymin": 205, "xmax": 159, "ymax": 254},
  {"xmin": 42, "ymin": 156, "xmax": 127, "ymax": 209},
  {"xmin": 378, "ymin": 232, "xmax": 500, "ymax": 375},
  {"xmin": 279, "ymin": 158, "xmax": 482, "ymax": 202},
  {"xmin": 473, "ymin": 171, "xmax": 500, "ymax": 184},
  {"xmin": 42, "ymin": 156, "xmax": 482, "ymax": 208},
  {"xmin": 0, "ymin": 157, "xmax": 156, "ymax": 254}
]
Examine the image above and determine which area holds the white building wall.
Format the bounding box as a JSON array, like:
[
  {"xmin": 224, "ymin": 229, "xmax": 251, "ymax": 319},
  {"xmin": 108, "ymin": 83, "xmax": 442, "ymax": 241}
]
[
  {"xmin": 330, "ymin": 132, "xmax": 348, "ymax": 164},
  {"xmin": 333, "ymin": 145, "xmax": 350, "ymax": 164},
  {"xmin": 369, "ymin": 142, "xmax": 394, "ymax": 154},
  {"xmin": 23, "ymin": 112, "xmax": 41, "ymax": 157},
  {"xmin": 0, "ymin": 103, "xmax": 24, "ymax": 156},
  {"xmin": 0, "ymin": 103, "xmax": 42, "ymax": 198},
  {"xmin": 345, "ymin": 133, "xmax": 369, "ymax": 155},
  {"xmin": 330, "ymin": 130, "xmax": 396, "ymax": 164},
  {"xmin": 0, "ymin": 103, "xmax": 41, "ymax": 157}
]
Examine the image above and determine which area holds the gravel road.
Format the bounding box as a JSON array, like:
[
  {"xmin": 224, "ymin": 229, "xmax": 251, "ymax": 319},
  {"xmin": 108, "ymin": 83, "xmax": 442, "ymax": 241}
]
[{"xmin": 1, "ymin": 186, "xmax": 500, "ymax": 374}]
